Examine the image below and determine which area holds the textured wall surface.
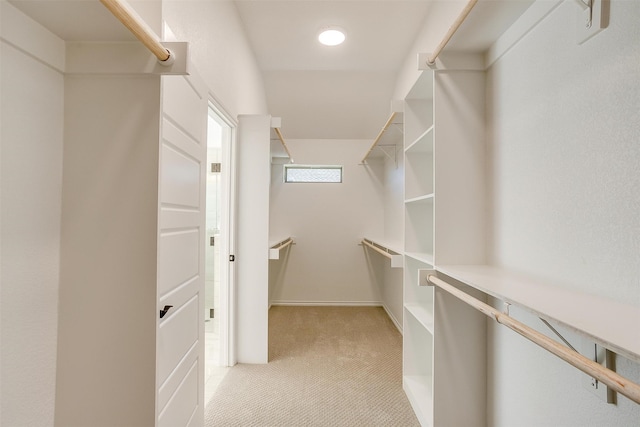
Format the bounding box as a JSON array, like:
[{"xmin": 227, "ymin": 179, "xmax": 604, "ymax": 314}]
[
  {"xmin": 1, "ymin": 4, "xmax": 65, "ymax": 424},
  {"xmin": 486, "ymin": 0, "xmax": 640, "ymax": 424}
]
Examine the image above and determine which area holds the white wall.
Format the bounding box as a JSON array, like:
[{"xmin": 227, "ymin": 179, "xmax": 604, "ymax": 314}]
[
  {"xmin": 55, "ymin": 75, "xmax": 160, "ymax": 427},
  {"xmin": 486, "ymin": 0, "xmax": 640, "ymax": 424},
  {"xmin": 163, "ymin": 0, "xmax": 269, "ymax": 118},
  {"xmin": 269, "ymin": 139, "xmax": 385, "ymax": 305},
  {"xmin": 383, "ymin": 142, "xmax": 404, "ymax": 249},
  {"xmin": 236, "ymin": 115, "xmax": 271, "ymax": 364},
  {"xmin": 0, "ymin": 3, "xmax": 64, "ymax": 426}
]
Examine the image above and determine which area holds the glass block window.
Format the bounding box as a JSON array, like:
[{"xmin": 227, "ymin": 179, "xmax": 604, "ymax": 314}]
[{"xmin": 284, "ymin": 165, "xmax": 343, "ymax": 183}]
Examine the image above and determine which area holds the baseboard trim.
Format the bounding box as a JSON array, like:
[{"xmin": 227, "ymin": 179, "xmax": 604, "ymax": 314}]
[
  {"xmin": 270, "ymin": 301, "xmax": 383, "ymax": 307},
  {"xmin": 382, "ymin": 304, "xmax": 403, "ymax": 334}
]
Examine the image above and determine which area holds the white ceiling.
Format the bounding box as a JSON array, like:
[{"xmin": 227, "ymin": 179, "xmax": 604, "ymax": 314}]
[
  {"xmin": 9, "ymin": 0, "xmax": 534, "ymax": 140},
  {"xmin": 234, "ymin": 0, "xmax": 432, "ymax": 139},
  {"xmin": 9, "ymin": 0, "xmax": 135, "ymax": 41},
  {"xmin": 234, "ymin": 1, "xmax": 432, "ymax": 72},
  {"xmin": 234, "ymin": 0, "xmax": 534, "ymax": 139}
]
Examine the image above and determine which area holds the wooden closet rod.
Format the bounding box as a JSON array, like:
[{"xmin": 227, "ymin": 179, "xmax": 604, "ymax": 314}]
[
  {"xmin": 100, "ymin": 0, "xmax": 172, "ymax": 63},
  {"xmin": 272, "ymin": 237, "xmax": 293, "ymax": 251},
  {"xmin": 426, "ymin": 0, "xmax": 478, "ymax": 66},
  {"xmin": 427, "ymin": 274, "xmax": 640, "ymax": 405},
  {"xmin": 273, "ymin": 127, "xmax": 294, "ymax": 162},
  {"xmin": 361, "ymin": 112, "xmax": 398, "ymax": 164},
  {"xmin": 362, "ymin": 240, "xmax": 394, "ymax": 260}
]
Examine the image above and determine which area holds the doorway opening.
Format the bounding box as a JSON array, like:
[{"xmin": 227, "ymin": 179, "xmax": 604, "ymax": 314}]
[{"xmin": 204, "ymin": 102, "xmax": 235, "ymax": 403}]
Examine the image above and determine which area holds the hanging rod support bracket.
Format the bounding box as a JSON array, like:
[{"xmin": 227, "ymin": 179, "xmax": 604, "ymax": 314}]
[
  {"xmin": 575, "ymin": 0, "xmax": 607, "ymax": 44},
  {"xmin": 377, "ymin": 144, "xmax": 397, "ymax": 165},
  {"xmin": 158, "ymin": 49, "xmax": 175, "ymax": 66},
  {"xmin": 539, "ymin": 317, "xmax": 578, "ymax": 353},
  {"xmin": 420, "ymin": 270, "xmax": 437, "ymax": 287},
  {"xmin": 503, "ymin": 301, "xmax": 511, "ymax": 315},
  {"xmin": 574, "ymin": 0, "xmax": 592, "ymax": 28},
  {"xmin": 100, "ymin": 0, "xmax": 189, "ymax": 74}
]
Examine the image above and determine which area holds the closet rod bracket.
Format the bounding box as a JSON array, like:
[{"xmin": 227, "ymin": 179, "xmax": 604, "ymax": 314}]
[
  {"xmin": 502, "ymin": 302, "xmax": 511, "ymax": 315},
  {"xmin": 420, "ymin": 269, "xmax": 437, "ymax": 287},
  {"xmin": 575, "ymin": 0, "xmax": 593, "ymax": 28},
  {"xmin": 574, "ymin": 0, "xmax": 607, "ymax": 44},
  {"xmin": 378, "ymin": 144, "xmax": 397, "ymax": 165}
]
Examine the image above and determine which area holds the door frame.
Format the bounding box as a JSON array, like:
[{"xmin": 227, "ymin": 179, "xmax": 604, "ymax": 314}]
[{"xmin": 207, "ymin": 96, "xmax": 237, "ymax": 367}]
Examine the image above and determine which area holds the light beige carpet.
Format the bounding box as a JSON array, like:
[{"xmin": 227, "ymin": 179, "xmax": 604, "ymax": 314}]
[{"xmin": 204, "ymin": 306, "xmax": 420, "ymax": 426}]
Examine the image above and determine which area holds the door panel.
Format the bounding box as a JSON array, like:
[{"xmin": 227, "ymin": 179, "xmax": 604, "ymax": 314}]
[
  {"xmin": 162, "ymin": 77, "xmax": 206, "ymax": 142},
  {"xmin": 161, "ymin": 144, "xmax": 201, "ymax": 208},
  {"xmin": 158, "ymin": 296, "xmax": 199, "ymax": 383},
  {"xmin": 157, "ymin": 315, "xmax": 199, "ymax": 410},
  {"xmin": 158, "ymin": 230, "xmax": 199, "ymax": 296},
  {"xmin": 158, "ymin": 360, "xmax": 199, "ymax": 427},
  {"xmin": 157, "ymin": 71, "xmax": 207, "ymax": 427},
  {"xmin": 163, "ymin": 117, "xmax": 204, "ymax": 160}
]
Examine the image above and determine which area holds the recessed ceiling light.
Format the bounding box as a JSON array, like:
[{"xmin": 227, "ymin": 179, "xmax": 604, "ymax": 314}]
[{"xmin": 318, "ymin": 27, "xmax": 346, "ymax": 46}]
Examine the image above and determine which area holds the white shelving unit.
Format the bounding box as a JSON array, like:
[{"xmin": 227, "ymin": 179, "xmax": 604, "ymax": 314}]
[
  {"xmin": 402, "ymin": 69, "xmax": 436, "ymax": 427},
  {"xmin": 402, "ymin": 61, "xmax": 487, "ymax": 426}
]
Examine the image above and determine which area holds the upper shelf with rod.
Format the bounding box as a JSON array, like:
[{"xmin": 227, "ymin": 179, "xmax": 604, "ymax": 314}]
[
  {"xmin": 426, "ymin": 269, "xmax": 640, "ymax": 405},
  {"xmin": 434, "ymin": 264, "xmax": 640, "ymax": 365},
  {"xmin": 269, "ymin": 236, "xmax": 294, "ymax": 260},
  {"xmin": 360, "ymin": 238, "xmax": 403, "ymax": 268},
  {"xmin": 270, "ymin": 117, "xmax": 294, "ymax": 164},
  {"xmin": 360, "ymin": 102, "xmax": 404, "ymax": 164}
]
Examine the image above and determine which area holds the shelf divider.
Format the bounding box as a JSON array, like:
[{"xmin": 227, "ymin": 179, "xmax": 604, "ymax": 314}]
[
  {"xmin": 405, "ymin": 193, "xmax": 434, "ymax": 204},
  {"xmin": 405, "ymin": 303, "xmax": 435, "ymax": 334}
]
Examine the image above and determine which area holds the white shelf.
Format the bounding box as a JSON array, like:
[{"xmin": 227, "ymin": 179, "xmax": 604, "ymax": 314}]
[
  {"xmin": 404, "ymin": 252, "xmax": 434, "ymax": 266},
  {"xmin": 405, "ymin": 194, "xmax": 434, "ymax": 205},
  {"xmin": 403, "ymin": 375, "xmax": 433, "ymax": 427},
  {"xmin": 361, "ymin": 111, "xmax": 404, "ymax": 162},
  {"xmin": 269, "ymin": 236, "xmax": 291, "ymax": 248},
  {"xmin": 436, "ymin": 264, "xmax": 640, "ymax": 363},
  {"xmin": 269, "ymin": 236, "xmax": 293, "ymax": 260},
  {"xmin": 405, "ymin": 304, "xmax": 434, "ymax": 334},
  {"xmin": 405, "ymin": 125, "xmax": 434, "ymax": 154},
  {"xmin": 362, "ymin": 237, "xmax": 403, "ymax": 256},
  {"xmin": 362, "ymin": 238, "xmax": 403, "ymax": 268}
]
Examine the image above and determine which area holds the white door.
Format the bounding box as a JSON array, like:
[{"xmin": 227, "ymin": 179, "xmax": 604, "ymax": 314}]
[{"xmin": 156, "ymin": 72, "xmax": 208, "ymax": 427}]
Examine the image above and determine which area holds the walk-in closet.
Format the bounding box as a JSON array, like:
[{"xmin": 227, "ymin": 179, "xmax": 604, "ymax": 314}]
[{"xmin": 2, "ymin": 0, "xmax": 639, "ymax": 426}]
